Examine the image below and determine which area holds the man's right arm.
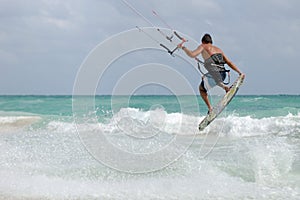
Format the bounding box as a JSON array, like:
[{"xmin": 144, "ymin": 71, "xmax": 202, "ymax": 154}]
[{"xmin": 180, "ymin": 44, "xmax": 203, "ymax": 58}]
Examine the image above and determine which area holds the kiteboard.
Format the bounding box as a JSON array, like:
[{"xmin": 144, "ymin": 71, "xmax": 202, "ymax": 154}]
[{"xmin": 198, "ymin": 75, "xmax": 245, "ymax": 131}]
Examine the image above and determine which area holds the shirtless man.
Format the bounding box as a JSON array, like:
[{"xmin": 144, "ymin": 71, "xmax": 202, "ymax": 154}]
[{"xmin": 178, "ymin": 33, "xmax": 245, "ymax": 113}]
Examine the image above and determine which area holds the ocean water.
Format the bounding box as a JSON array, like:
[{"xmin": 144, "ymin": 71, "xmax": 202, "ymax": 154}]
[{"xmin": 0, "ymin": 95, "xmax": 299, "ymax": 199}]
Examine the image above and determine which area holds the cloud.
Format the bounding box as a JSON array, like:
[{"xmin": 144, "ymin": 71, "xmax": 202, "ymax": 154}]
[{"xmin": 0, "ymin": 0, "xmax": 299, "ymax": 94}]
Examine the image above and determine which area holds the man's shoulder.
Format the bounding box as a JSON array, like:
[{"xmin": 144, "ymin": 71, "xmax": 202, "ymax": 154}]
[{"xmin": 212, "ymin": 45, "xmax": 222, "ymax": 51}]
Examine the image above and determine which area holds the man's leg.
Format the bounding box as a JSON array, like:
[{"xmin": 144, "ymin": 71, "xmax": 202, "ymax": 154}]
[
  {"xmin": 217, "ymin": 72, "xmax": 230, "ymax": 93},
  {"xmin": 218, "ymin": 82, "xmax": 230, "ymax": 93},
  {"xmin": 199, "ymin": 84, "xmax": 213, "ymax": 113}
]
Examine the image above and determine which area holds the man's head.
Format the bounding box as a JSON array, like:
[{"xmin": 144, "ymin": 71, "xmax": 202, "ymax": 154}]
[{"xmin": 201, "ymin": 33, "xmax": 213, "ymax": 44}]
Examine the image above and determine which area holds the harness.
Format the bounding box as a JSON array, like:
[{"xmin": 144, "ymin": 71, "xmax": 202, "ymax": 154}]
[{"xmin": 197, "ymin": 54, "xmax": 231, "ymax": 85}]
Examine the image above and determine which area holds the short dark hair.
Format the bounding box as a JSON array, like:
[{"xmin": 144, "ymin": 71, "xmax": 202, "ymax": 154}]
[{"xmin": 201, "ymin": 33, "xmax": 213, "ymax": 44}]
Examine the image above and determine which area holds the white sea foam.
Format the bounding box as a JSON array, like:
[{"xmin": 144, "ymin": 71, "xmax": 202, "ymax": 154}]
[
  {"xmin": 219, "ymin": 113, "xmax": 300, "ymax": 137},
  {"xmin": 0, "ymin": 116, "xmax": 41, "ymax": 132},
  {"xmin": 249, "ymin": 137, "xmax": 295, "ymax": 185},
  {"xmin": 101, "ymin": 108, "xmax": 300, "ymax": 138},
  {"xmin": 0, "ymin": 150, "xmax": 297, "ymax": 200},
  {"xmin": 108, "ymin": 107, "xmax": 199, "ymax": 136},
  {"xmin": 1, "ymin": 108, "xmax": 298, "ymax": 139},
  {"xmin": 0, "ymin": 108, "xmax": 299, "ymax": 199}
]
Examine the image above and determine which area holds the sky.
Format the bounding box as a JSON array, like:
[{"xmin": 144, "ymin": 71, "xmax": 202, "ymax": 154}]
[{"xmin": 0, "ymin": 0, "xmax": 300, "ymax": 95}]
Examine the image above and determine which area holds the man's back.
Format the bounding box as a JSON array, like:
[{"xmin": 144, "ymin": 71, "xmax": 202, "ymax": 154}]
[{"xmin": 201, "ymin": 43, "xmax": 223, "ymax": 60}]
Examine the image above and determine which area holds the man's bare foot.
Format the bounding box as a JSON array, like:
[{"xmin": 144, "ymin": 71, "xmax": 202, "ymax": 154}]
[
  {"xmin": 208, "ymin": 107, "xmax": 213, "ymax": 114},
  {"xmin": 224, "ymin": 86, "xmax": 230, "ymax": 93}
]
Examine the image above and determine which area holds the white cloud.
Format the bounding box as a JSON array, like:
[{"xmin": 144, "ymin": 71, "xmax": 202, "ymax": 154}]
[{"xmin": 0, "ymin": 0, "xmax": 299, "ymax": 94}]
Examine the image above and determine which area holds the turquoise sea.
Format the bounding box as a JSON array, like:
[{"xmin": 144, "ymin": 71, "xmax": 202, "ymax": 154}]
[{"xmin": 0, "ymin": 95, "xmax": 299, "ymax": 199}]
